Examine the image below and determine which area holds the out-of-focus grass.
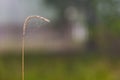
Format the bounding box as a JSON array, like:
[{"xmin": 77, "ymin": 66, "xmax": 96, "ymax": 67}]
[{"xmin": 0, "ymin": 51, "xmax": 120, "ymax": 80}]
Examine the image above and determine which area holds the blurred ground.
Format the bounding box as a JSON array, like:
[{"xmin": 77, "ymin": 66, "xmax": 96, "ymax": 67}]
[{"xmin": 0, "ymin": 52, "xmax": 120, "ymax": 80}]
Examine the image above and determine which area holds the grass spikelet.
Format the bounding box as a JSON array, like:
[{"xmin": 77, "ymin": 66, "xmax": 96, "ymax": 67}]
[{"xmin": 22, "ymin": 15, "xmax": 50, "ymax": 80}]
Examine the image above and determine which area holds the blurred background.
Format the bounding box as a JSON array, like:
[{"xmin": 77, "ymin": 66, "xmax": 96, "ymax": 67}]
[{"xmin": 0, "ymin": 0, "xmax": 120, "ymax": 80}]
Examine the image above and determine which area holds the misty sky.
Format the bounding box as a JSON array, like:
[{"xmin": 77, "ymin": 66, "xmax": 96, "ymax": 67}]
[{"xmin": 0, "ymin": 0, "xmax": 56, "ymax": 23}]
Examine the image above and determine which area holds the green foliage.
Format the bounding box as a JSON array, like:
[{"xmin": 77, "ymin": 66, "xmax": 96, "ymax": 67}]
[
  {"xmin": 97, "ymin": 0, "xmax": 120, "ymax": 32},
  {"xmin": 0, "ymin": 54, "xmax": 120, "ymax": 80}
]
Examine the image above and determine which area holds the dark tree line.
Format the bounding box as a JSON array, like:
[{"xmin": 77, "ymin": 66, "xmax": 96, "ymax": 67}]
[{"xmin": 43, "ymin": 0, "xmax": 120, "ymax": 53}]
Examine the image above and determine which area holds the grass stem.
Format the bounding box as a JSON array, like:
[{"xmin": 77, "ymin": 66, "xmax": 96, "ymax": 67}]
[{"xmin": 22, "ymin": 16, "xmax": 50, "ymax": 80}]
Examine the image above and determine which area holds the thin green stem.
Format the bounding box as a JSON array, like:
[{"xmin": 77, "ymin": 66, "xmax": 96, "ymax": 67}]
[{"xmin": 22, "ymin": 16, "xmax": 50, "ymax": 80}]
